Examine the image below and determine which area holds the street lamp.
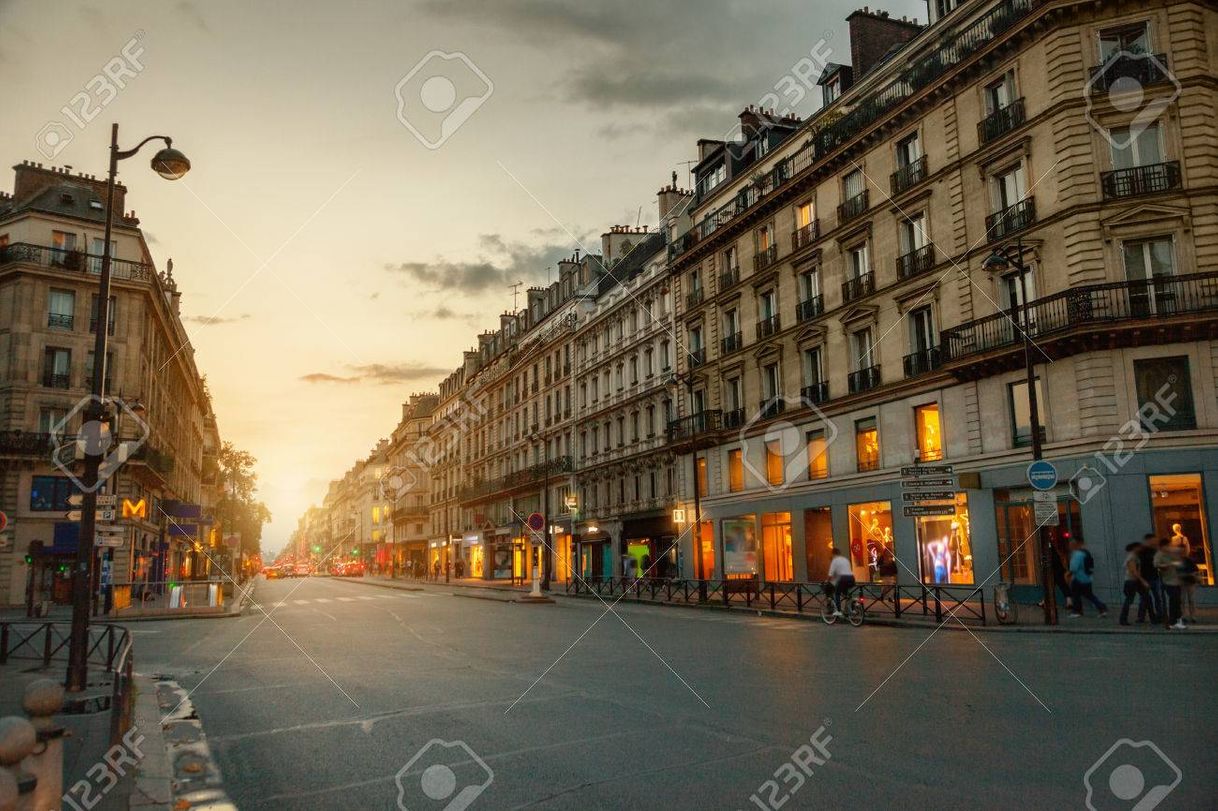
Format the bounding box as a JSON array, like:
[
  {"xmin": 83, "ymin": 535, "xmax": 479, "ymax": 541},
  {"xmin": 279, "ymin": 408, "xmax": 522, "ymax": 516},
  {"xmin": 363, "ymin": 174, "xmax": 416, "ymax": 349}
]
[
  {"xmin": 982, "ymin": 240, "xmax": 1056, "ymax": 626},
  {"xmin": 529, "ymin": 429, "xmax": 551, "ymax": 590},
  {"xmin": 67, "ymin": 124, "xmax": 190, "ymax": 693},
  {"xmin": 667, "ymin": 371, "xmax": 705, "ymax": 582}
]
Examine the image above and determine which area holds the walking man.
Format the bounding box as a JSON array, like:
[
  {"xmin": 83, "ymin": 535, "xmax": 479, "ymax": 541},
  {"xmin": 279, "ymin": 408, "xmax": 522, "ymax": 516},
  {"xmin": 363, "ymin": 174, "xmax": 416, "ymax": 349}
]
[
  {"xmin": 1154, "ymin": 538, "xmax": 1186, "ymax": 630},
  {"xmin": 1119, "ymin": 541, "xmax": 1151, "ymax": 626},
  {"xmin": 1067, "ymin": 538, "xmax": 1107, "ymax": 618},
  {"xmin": 1136, "ymin": 534, "xmax": 1162, "ymax": 623}
]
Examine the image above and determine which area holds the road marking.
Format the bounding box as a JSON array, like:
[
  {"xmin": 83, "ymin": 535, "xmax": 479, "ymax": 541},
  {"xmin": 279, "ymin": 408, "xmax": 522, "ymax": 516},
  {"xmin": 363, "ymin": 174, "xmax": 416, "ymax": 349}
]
[
  {"xmin": 356, "ymin": 596, "xmax": 375, "ymax": 601},
  {"xmin": 315, "ymin": 598, "xmax": 332, "ymax": 603},
  {"xmin": 337, "ymin": 597, "xmax": 356, "ymax": 602},
  {"xmin": 294, "ymin": 600, "xmax": 310, "ymax": 605}
]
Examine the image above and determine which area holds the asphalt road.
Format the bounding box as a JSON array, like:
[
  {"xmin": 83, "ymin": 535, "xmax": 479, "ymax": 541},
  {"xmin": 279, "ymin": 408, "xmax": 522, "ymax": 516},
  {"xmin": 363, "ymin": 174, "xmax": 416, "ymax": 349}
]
[{"xmin": 129, "ymin": 576, "xmax": 1217, "ymax": 810}]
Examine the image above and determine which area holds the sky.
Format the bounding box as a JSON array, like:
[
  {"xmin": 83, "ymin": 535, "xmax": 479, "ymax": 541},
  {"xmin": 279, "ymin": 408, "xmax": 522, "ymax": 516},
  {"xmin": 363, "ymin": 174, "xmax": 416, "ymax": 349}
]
[{"xmin": 1, "ymin": 0, "xmax": 925, "ymax": 556}]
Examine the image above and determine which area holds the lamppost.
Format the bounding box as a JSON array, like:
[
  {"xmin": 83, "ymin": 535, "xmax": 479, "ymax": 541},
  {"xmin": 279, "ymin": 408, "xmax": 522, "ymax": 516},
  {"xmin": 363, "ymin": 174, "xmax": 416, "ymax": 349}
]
[
  {"xmin": 667, "ymin": 371, "xmax": 704, "ymax": 581},
  {"xmin": 983, "ymin": 240, "xmax": 1057, "ymax": 626},
  {"xmin": 67, "ymin": 124, "xmax": 189, "ymax": 693},
  {"xmin": 529, "ymin": 429, "xmax": 551, "ymax": 590},
  {"xmin": 564, "ymin": 492, "xmax": 578, "ymax": 582}
]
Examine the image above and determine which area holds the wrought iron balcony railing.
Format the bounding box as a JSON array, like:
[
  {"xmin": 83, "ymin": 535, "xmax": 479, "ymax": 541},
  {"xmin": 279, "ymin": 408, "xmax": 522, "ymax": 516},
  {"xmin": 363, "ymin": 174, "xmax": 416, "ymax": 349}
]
[
  {"xmin": 756, "ymin": 314, "xmax": 781, "ymax": 340},
  {"xmin": 721, "ymin": 331, "xmax": 743, "ymax": 355},
  {"xmin": 1100, "ymin": 161, "xmax": 1182, "ymax": 200},
  {"xmin": 758, "ymin": 399, "xmax": 786, "ymax": 420},
  {"xmin": 837, "ymin": 190, "xmax": 870, "ymax": 225},
  {"xmin": 978, "ymin": 97, "xmax": 1026, "ymax": 144},
  {"xmin": 796, "ymin": 295, "xmax": 824, "ymax": 322},
  {"xmin": 792, "ymin": 221, "xmax": 820, "ymax": 250},
  {"xmin": 754, "ymin": 245, "xmax": 778, "ymax": 272},
  {"xmin": 723, "ymin": 408, "xmax": 746, "ymax": 429},
  {"xmin": 801, "ymin": 381, "xmax": 829, "ymax": 405},
  {"xmin": 896, "ymin": 244, "xmax": 936, "ymax": 280},
  {"xmin": 890, "ymin": 155, "xmax": 928, "ymax": 195},
  {"xmin": 1, "ymin": 242, "xmax": 155, "ymax": 283},
  {"xmin": 42, "ymin": 372, "xmax": 71, "ymax": 389},
  {"xmin": 842, "ymin": 272, "xmax": 875, "ymax": 303},
  {"xmin": 0, "ymin": 430, "xmax": 53, "ymax": 455},
  {"xmin": 1089, "ymin": 52, "xmax": 1172, "ymax": 92},
  {"xmin": 848, "ymin": 365, "xmax": 882, "ymax": 394},
  {"xmin": 985, "ymin": 197, "xmax": 1036, "ymax": 242},
  {"xmin": 719, "ymin": 266, "xmax": 740, "ymax": 291},
  {"xmin": 667, "ymin": 410, "xmax": 722, "ymax": 442},
  {"xmin": 903, "ymin": 346, "xmax": 943, "ymax": 377},
  {"xmin": 688, "ymin": 347, "xmax": 707, "ymax": 368}
]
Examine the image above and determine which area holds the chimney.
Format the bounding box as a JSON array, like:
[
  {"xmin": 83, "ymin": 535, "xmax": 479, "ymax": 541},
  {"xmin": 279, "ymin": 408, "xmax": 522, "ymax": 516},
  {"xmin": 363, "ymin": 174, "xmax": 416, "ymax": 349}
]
[
  {"xmin": 846, "ymin": 7, "xmax": 922, "ymax": 79},
  {"xmin": 12, "ymin": 161, "xmax": 127, "ymax": 213},
  {"xmin": 657, "ymin": 183, "xmax": 692, "ymax": 221}
]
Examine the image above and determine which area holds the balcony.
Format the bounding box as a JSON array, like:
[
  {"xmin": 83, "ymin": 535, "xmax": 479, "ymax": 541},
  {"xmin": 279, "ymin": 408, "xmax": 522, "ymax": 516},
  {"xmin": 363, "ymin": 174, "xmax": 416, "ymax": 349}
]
[
  {"xmin": 686, "ymin": 287, "xmax": 704, "ymax": 309},
  {"xmin": 723, "ymin": 408, "xmax": 745, "ymax": 429},
  {"xmin": 896, "ymin": 244, "xmax": 936, "ymax": 280},
  {"xmin": 719, "ymin": 266, "xmax": 740, "ymax": 291},
  {"xmin": 903, "ymin": 346, "xmax": 943, "ymax": 377},
  {"xmin": 1, "ymin": 242, "xmax": 155, "ymax": 284},
  {"xmin": 941, "ymin": 271, "xmax": 1218, "ymax": 378},
  {"xmin": 758, "ymin": 399, "xmax": 786, "ymax": 420},
  {"xmin": 890, "ymin": 156, "xmax": 928, "ymax": 195},
  {"xmin": 837, "ymin": 190, "xmax": 870, "ymax": 225},
  {"xmin": 688, "ymin": 347, "xmax": 707, "ymax": 368},
  {"xmin": 1100, "ymin": 161, "xmax": 1182, "ymax": 200},
  {"xmin": 460, "ymin": 455, "xmax": 574, "ymax": 502},
  {"xmin": 796, "ymin": 295, "xmax": 824, "ymax": 322},
  {"xmin": 753, "ymin": 245, "xmax": 778, "ymax": 272},
  {"xmin": 47, "ymin": 313, "xmax": 74, "ymax": 329},
  {"xmin": 0, "ymin": 430, "xmax": 52, "ymax": 456},
  {"xmin": 848, "ymin": 365, "xmax": 882, "ymax": 394},
  {"xmin": 792, "ymin": 221, "xmax": 820, "ymax": 251},
  {"xmin": 978, "ymin": 98, "xmax": 1026, "ymax": 144},
  {"xmin": 756, "ymin": 314, "xmax": 781, "ymax": 340},
  {"xmin": 42, "ymin": 372, "xmax": 71, "ymax": 389},
  {"xmin": 666, "ymin": 410, "xmax": 722, "ymax": 444},
  {"xmin": 842, "ymin": 272, "xmax": 875, "ymax": 303},
  {"xmin": 985, "ymin": 198, "xmax": 1036, "ymax": 242},
  {"xmin": 1089, "ymin": 52, "xmax": 1172, "ymax": 92},
  {"xmin": 721, "ymin": 331, "xmax": 743, "ymax": 355},
  {"xmin": 800, "ymin": 381, "xmax": 829, "ymax": 405},
  {"xmin": 131, "ymin": 445, "xmax": 175, "ymax": 476}
]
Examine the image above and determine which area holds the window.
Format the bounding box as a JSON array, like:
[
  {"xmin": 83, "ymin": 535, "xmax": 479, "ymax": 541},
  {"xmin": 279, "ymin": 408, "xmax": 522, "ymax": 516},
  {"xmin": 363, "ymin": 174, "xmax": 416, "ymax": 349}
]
[
  {"xmin": 725, "ymin": 377, "xmax": 742, "ymax": 412},
  {"xmin": 896, "ymin": 132, "xmax": 922, "ymax": 168},
  {"xmin": 917, "ymin": 493, "xmax": 973, "ymax": 584},
  {"xmin": 1099, "ymin": 23, "xmax": 1149, "ymax": 60},
  {"xmin": 43, "ymin": 347, "xmax": 71, "ymax": 388},
  {"xmin": 660, "ymin": 340, "xmax": 671, "ymax": 370},
  {"xmin": 644, "ymin": 348, "xmax": 653, "ymax": 376},
  {"xmin": 690, "ymin": 268, "xmax": 703, "ymax": 296},
  {"xmin": 823, "ymin": 75, "xmax": 841, "ymax": 104},
  {"xmin": 848, "ymin": 243, "xmax": 870, "ymax": 278},
  {"xmin": 645, "ymin": 404, "xmax": 655, "ymax": 436},
  {"xmin": 803, "ymin": 347, "xmax": 824, "ymax": 385},
  {"xmin": 1148, "ymin": 473, "xmax": 1213, "ymax": 585},
  {"xmin": 799, "ymin": 268, "xmax": 821, "ymax": 301},
  {"xmin": 909, "ymin": 307, "xmax": 936, "ymax": 355},
  {"xmin": 805, "ymin": 507, "xmax": 834, "ymax": 582},
  {"xmin": 1133, "ymin": 356, "xmax": 1195, "ymax": 431},
  {"xmin": 765, "ymin": 439, "xmax": 784, "ymax": 486},
  {"xmin": 984, "ymin": 70, "xmax": 1016, "ymax": 115},
  {"xmin": 848, "ymin": 501, "xmax": 894, "ymax": 582},
  {"xmin": 723, "ymin": 245, "xmax": 738, "ymax": 273},
  {"xmin": 761, "ymin": 512, "xmax": 794, "ymax": 582},
  {"xmin": 697, "ymin": 455, "xmax": 709, "ymax": 496},
  {"xmin": 855, "ymin": 417, "xmax": 879, "ymax": 472},
  {"xmin": 851, "ymin": 328, "xmax": 875, "ymax": 371},
  {"xmin": 728, "ymin": 449, "xmax": 744, "ymax": 492},
  {"xmin": 843, "ymin": 169, "xmax": 864, "ymax": 200},
  {"xmin": 48, "ymin": 289, "xmax": 75, "ymax": 329},
  {"xmin": 796, "ymin": 201, "xmax": 815, "ymax": 228},
  {"xmin": 1123, "ymin": 237, "xmax": 1176, "ymax": 316},
  {"xmin": 39, "ymin": 407, "xmax": 68, "ymax": 435},
  {"xmin": 30, "ymin": 476, "xmax": 79, "ymax": 511},
  {"xmin": 1110, "ymin": 123, "xmax": 1163, "ymax": 169},
  {"xmin": 757, "ymin": 224, "xmax": 773, "ymax": 252},
  {"xmin": 1001, "ymin": 262, "xmax": 1037, "ymax": 310},
  {"xmin": 51, "ymin": 231, "xmax": 76, "ymax": 263},
  {"xmin": 993, "ymin": 163, "xmax": 1027, "ymax": 211},
  {"xmin": 807, "ymin": 429, "xmax": 829, "ymax": 479},
  {"xmin": 1009, "ymin": 378, "xmax": 1045, "ymax": 447},
  {"xmin": 899, "ymin": 214, "xmax": 928, "ymax": 254},
  {"xmin": 762, "ymin": 362, "xmax": 781, "ymax": 401},
  {"xmin": 758, "ymin": 290, "xmax": 776, "ymax": 320},
  {"xmin": 723, "ymin": 307, "xmax": 740, "ymax": 337},
  {"xmin": 915, "ymin": 403, "xmax": 944, "ymax": 462}
]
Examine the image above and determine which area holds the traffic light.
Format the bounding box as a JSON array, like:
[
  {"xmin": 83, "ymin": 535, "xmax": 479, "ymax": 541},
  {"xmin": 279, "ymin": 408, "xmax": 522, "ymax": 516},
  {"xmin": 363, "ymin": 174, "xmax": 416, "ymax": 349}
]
[
  {"xmin": 352, "ymin": 548, "xmax": 360, "ymax": 556},
  {"xmin": 24, "ymin": 553, "xmax": 33, "ymax": 565}
]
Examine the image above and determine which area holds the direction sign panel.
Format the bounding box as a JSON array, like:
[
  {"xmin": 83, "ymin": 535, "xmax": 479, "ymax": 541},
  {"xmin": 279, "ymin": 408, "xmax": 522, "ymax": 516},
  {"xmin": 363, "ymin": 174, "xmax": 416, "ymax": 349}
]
[
  {"xmin": 901, "ymin": 465, "xmax": 954, "ymax": 477},
  {"xmin": 66, "ymin": 509, "xmax": 116, "ymax": 522},
  {"xmin": 1027, "ymin": 460, "xmax": 1058, "ymax": 491},
  {"xmin": 901, "ymin": 491, "xmax": 956, "ymax": 503},
  {"xmin": 904, "ymin": 505, "xmax": 958, "ymax": 517},
  {"xmin": 901, "ymin": 477, "xmax": 956, "ymax": 489},
  {"xmin": 94, "ymin": 534, "xmax": 124, "ymax": 548},
  {"xmin": 68, "ymin": 495, "xmax": 116, "ymax": 507},
  {"xmin": 1033, "ymin": 490, "xmax": 1060, "ymax": 526}
]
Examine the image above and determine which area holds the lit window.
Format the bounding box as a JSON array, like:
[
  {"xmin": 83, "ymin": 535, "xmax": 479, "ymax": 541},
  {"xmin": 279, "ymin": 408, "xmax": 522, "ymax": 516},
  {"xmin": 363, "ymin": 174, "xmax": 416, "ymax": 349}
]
[
  {"xmin": 807, "ymin": 429, "xmax": 829, "ymax": 479},
  {"xmin": 915, "ymin": 403, "xmax": 943, "ymax": 462},
  {"xmin": 855, "ymin": 417, "xmax": 879, "ymax": 472},
  {"xmin": 728, "ymin": 449, "xmax": 744, "ymax": 492},
  {"xmin": 765, "ymin": 439, "xmax": 784, "ymax": 486}
]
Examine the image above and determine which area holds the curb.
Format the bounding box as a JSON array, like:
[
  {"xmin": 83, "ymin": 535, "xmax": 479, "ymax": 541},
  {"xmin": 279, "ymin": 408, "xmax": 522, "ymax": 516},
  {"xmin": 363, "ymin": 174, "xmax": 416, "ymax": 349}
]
[
  {"xmin": 128, "ymin": 676, "xmax": 173, "ymax": 810},
  {"xmin": 96, "ymin": 586, "xmax": 253, "ymax": 624}
]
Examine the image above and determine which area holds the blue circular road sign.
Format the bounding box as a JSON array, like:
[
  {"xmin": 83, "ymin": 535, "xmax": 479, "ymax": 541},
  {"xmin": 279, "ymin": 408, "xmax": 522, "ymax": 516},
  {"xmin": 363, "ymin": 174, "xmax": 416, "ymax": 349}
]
[{"xmin": 1027, "ymin": 460, "xmax": 1058, "ymax": 491}]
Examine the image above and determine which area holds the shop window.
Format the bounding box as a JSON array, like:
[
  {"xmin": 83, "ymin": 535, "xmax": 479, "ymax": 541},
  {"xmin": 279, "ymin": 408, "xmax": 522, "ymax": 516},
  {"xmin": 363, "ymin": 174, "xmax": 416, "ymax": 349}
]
[
  {"xmin": 697, "ymin": 519, "xmax": 715, "ymax": 580},
  {"xmin": 726, "ymin": 449, "xmax": 743, "ymax": 492},
  {"xmin": 722, "ymin": 516, "xmax": 758, "ymax": 579},
  {"xmin": 761, "ymin": 512, "xmax": 794, "ymax": 582},
  {"xmin": 994, "ymin": 492, "xmax": 1084, "ymax": 586},
  {"xmin": 765, "ymin": 439, "xmax": 784, "ymax": 486},
  {"xmin": 806, "ymin": 429, "xmax": 829, "ymax": 479},
  {"xmin": 1133, "ymin": 356, "xmax": 1196, "ymax": 431},
  {"xmin": 30, "ymin": 475, "xmax": 79, "ymax": 511},
  {"xmin": 848, "ymin": 501, "xmax": 894, "ymax": 582},
  {"xmin": 1149, "ymin": 474, "xmax": 1213, "ymax": 586},
  {"xmin": 915, "ymin": 403, "xmax": 943, "ymax": 462},
  {"xmin": 916, "ymin": 494, "xmax": 973, "ymax": 584},
  {"xmin": 855, "ymin": 417, "xmax": 879, "ymax": 472},
  {"xmin": 804, "ymin": 507, "xmax": 834, "ymax": 581},
  {"xmin": 1009, "ymin": 378, "xmax": 1045, "ymax": 447}
]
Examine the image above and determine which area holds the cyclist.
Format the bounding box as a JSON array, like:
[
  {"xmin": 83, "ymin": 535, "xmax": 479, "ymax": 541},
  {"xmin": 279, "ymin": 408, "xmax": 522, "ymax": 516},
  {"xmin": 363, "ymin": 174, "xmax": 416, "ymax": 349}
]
[{"xmin": 827, "ymin": 547, "xmax": 856, "ymax": 617}]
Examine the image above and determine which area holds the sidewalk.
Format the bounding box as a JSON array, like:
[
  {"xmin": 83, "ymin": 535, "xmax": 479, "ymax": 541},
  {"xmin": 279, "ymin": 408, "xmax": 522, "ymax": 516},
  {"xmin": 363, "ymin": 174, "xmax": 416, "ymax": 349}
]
[{"xmin": 345, "ymin": 575, "xmax": 1218, "ymax": 634}]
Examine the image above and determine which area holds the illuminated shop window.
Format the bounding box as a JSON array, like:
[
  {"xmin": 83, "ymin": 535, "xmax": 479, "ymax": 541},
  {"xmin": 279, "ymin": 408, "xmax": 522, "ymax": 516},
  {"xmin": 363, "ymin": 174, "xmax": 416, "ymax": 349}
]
[
  {"xmin": 855, "ymin": 417, "xmax": 880, "ymax": 472},
  {"xmin": 722, "ymin": 515, "xmax": 758, "ymax": 579},
  {"xmin": 916, "ymin": 493, "xmax": 972, "ymax": 585},
  {"xmin": 806, "ymin": 429, "xmax": 829, "ymax": 479},
  {"xmin": 915, "ymin": 403, "xmax": 943, "ymax": 462},
  {"xmin": 848, "ymin": 501, "xmax": 894, "ymax": 582},
  {"xmin": 761, "ymin": 512, "xmax": 794, "ymax": 582},
  {"xmin": 1149, "ymin": 473, "xmax": 1213, "ymax": 586},
  {"xmin": 727, "ymin": 449, "xmax": 744, "ymax": 492}
]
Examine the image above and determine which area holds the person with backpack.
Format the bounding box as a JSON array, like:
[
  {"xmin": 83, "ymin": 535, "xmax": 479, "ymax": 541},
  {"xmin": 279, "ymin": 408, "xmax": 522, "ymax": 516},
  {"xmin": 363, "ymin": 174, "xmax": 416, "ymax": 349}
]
[{"xmin": 1067, "ymin": 538, "xmax": 1107, "ymax": 618}]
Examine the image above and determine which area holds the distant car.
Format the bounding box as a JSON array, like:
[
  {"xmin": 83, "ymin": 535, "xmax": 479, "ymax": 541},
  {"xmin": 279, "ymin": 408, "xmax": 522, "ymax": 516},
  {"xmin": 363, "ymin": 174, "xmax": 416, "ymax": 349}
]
[
  {"xmin": 293, "ymin": 563, "xmax": 311, "ymax": 578},
  {"xmin": 264, "ymin": 567, "xmax": 282, "ymax": 579},
  {"xmin": 330, "ymin": 562, "xmax": 346, "ymax": 577},
  {"xmin": 342, "ymin": 561, "xmax": 365, "ymax": 577}
]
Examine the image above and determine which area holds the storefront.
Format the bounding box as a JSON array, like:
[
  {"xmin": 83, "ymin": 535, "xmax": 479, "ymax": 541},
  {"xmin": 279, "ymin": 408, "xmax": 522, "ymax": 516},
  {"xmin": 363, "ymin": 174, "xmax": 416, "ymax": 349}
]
[
  {"xmin": 1148, "ymin": 473, "xmax": 1214, "ymax": 585},
  {"xmin": 760, "ymin": 512, "xmax": 794, "ymax": 582},
  {"xmin": 847, "ymin": 501, "xmax": 894, "ymax": 582},
  {"xmin": 721, "ymin": 515, "xmax": 758, "ymax": 580},
  {"xmin": 915, "ymin": 493, "xmax": 973, "ymax": 585}
]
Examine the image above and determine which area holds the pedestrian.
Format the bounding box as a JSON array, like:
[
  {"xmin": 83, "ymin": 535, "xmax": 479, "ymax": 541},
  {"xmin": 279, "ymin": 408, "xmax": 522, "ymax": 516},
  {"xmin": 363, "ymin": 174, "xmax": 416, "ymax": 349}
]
[
  {"xmin": 1179, "ymin": 553, "xmax": 1199, "ymax": 623},
  {"xmin": 1118, "ymin": 541, "xmax": 1151, "ymax": 627},
  {"xmin": 455, "ymin": 559, "xmax": 465, "ymax": 578},
  {"xmin": 1067, "ymin": 538, "xmax": 1107, "ymax": 618},
  {"xmin": 433, "ymin": 559, "xmax": 441, "ymax": 581},
  {"xmin": 1154, "ymin": 538, "xmax": 1186, "ymax": 630},
  {"xmin": 1136, "ymin": 534, "xmax": 1162, "ymax": 623},
  {"xmin": 1039, "ymin": 540, "xmax": 1072, "ymax": 613}
]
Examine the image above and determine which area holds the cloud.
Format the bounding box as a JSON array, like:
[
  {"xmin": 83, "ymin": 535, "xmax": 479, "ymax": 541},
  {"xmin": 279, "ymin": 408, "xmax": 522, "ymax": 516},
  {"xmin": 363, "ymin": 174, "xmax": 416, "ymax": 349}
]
[
  {"xmin": 301, "ymin": 362, "xmax": 449, "ymax": 386},
  {"xmin": 384, "ymin": 232, "xmax": 586, "ymax": 293},
  {"xmin": 184, "ymin": 313, "xmax": 250, "ymax": 326}
]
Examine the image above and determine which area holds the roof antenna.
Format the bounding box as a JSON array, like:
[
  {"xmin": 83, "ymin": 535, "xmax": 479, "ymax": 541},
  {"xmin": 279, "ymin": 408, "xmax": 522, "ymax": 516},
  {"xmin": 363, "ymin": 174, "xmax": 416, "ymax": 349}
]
[{"xmin": 509, "ymin": 280, "xmax": 523, "ymax": 310}]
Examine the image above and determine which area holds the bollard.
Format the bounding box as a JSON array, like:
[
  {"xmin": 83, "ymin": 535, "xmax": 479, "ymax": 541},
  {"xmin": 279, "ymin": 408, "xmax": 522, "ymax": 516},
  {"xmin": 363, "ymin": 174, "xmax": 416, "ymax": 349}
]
[
  {"xmin": 0, "ymin": 717, "xmax": 37, "ymax": 808},
  {"xmin": 22, "ymin": 680, "xmax": 65, "ymax": 809}
]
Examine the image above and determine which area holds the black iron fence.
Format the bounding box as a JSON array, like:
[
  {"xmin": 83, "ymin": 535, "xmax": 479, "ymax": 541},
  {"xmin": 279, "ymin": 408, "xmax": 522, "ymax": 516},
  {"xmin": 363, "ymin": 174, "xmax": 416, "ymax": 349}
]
[
  {"xmin": 565, "ymin": 578, "xmax": 989, "ymax": 625},
  {"xmin": 0, "ymin": 242, "xmax": 155, "ymax": 283},
  {"xmin": 1100, "ymin": 161, "xmax": 1182, "ymax": 200},
  {"xmin": 796, "ymin": 295, "xmax": 824, "ymax": 322}
]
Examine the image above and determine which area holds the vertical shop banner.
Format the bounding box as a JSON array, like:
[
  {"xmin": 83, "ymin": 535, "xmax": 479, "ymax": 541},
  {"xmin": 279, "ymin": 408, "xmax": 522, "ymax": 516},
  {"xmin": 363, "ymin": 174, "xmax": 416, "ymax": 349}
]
[{"xmin": 722, "ymin": 517, "xmax": 758, "ymax": 576}]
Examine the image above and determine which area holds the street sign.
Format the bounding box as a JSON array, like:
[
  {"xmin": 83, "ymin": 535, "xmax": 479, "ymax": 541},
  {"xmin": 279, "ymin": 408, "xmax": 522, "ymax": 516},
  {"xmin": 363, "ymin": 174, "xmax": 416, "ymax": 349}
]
[
  {"xmin": 672, "ymin": 508, "xmax": 687, "ymax": 524},
  {"xmin": 901, "ymin": 477, "xmax": 955, "ymax": 489},
  {"xmin": 68, "ymin": 494, "xmax": 116, "ymax": 507},
  {"xmin": 901, "ymin": 491, "xmax": 956, "ymax": 503},
  {"xmin": 526, "ymin": 512, "xmax": 545, "ymax": 532},
  {"xmin": 903, "ymin": 505, "xmax": 958, "ymax": 517},
  {"xmin": 94, "ymin": 535, "xmax": 123, "ymax": 548},
  {"xmin": 1033, "ymin": 490, "xmax": 1060, "ymax": 526},
  {"xmin": 901, "ymin": 464, "xmax": 954, "ymax": 477},
  {"xmin": 66, "ymin": 509, "xmax": 116, "ymax": 522},
  {"xmin": 121, "ymin": 498, "xmax": 147, "ymax": 519},
  {"xmin": 1027, "ymin": 460, "xmax": 1058, "ymax": 491}
]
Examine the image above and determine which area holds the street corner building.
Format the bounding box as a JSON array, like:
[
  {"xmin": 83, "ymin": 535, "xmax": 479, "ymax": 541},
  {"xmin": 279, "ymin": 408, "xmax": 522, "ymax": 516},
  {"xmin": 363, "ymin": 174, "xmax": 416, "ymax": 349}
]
[
  {"xmin": 0, "ymin": 160, "xmax": 226, "ymax": 609},
  {"xmin": 302, "ymin": 0, "xmax": 1218, "ymax": 611}
]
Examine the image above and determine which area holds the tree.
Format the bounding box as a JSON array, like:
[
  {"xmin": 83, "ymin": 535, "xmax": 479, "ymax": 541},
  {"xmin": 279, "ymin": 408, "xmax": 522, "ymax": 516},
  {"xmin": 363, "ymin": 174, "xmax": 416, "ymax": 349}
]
[{"xmin": 216, "ymin": 442, "xmax": 271, "ymax": 558}]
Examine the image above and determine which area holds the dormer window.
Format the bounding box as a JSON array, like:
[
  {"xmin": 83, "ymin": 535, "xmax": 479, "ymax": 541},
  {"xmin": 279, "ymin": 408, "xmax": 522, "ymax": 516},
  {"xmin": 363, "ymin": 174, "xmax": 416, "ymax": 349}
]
[
  {"xmin": 824, "ymin": 76, "xmax": 841, "ymax": 104},
  {"xmin": 89, "ymin": 200, "xmax": 103, "ymax": 210}
]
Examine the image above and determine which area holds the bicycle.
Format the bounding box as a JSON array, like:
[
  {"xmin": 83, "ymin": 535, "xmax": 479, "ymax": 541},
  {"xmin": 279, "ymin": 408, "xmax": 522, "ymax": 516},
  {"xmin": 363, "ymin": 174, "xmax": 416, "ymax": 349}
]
[{"xmin": 821, "ymin": 581, "xmax": 865, "ymax": 626}]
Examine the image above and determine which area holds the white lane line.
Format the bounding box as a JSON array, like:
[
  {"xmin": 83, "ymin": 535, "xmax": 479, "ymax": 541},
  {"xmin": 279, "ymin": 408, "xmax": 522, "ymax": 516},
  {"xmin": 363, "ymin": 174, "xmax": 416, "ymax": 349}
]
[
  {"xmin": 356, "ymin": 596, "xmax": 375, "ymax": 601},
  {"xmin": 337, "ymin": 597, "xmax": 356, "ymax": 602},
  {"xmin": 315, "ymin": 598, "xmax": 333, "ymax": 603},
  {"xmin": 294, "ymin": 600, "xmax": 311, "ymax": 605},
  {"xmin": 273, "ymin": 601, "xmax": 288, "ymax": 607}
]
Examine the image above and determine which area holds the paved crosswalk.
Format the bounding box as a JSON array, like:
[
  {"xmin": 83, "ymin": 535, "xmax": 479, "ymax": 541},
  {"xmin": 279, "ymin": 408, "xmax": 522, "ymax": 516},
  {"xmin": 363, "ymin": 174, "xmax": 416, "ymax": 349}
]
[{"xmin": 265, "ymin": 591, "xmax": 442, "ymax": 609}]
